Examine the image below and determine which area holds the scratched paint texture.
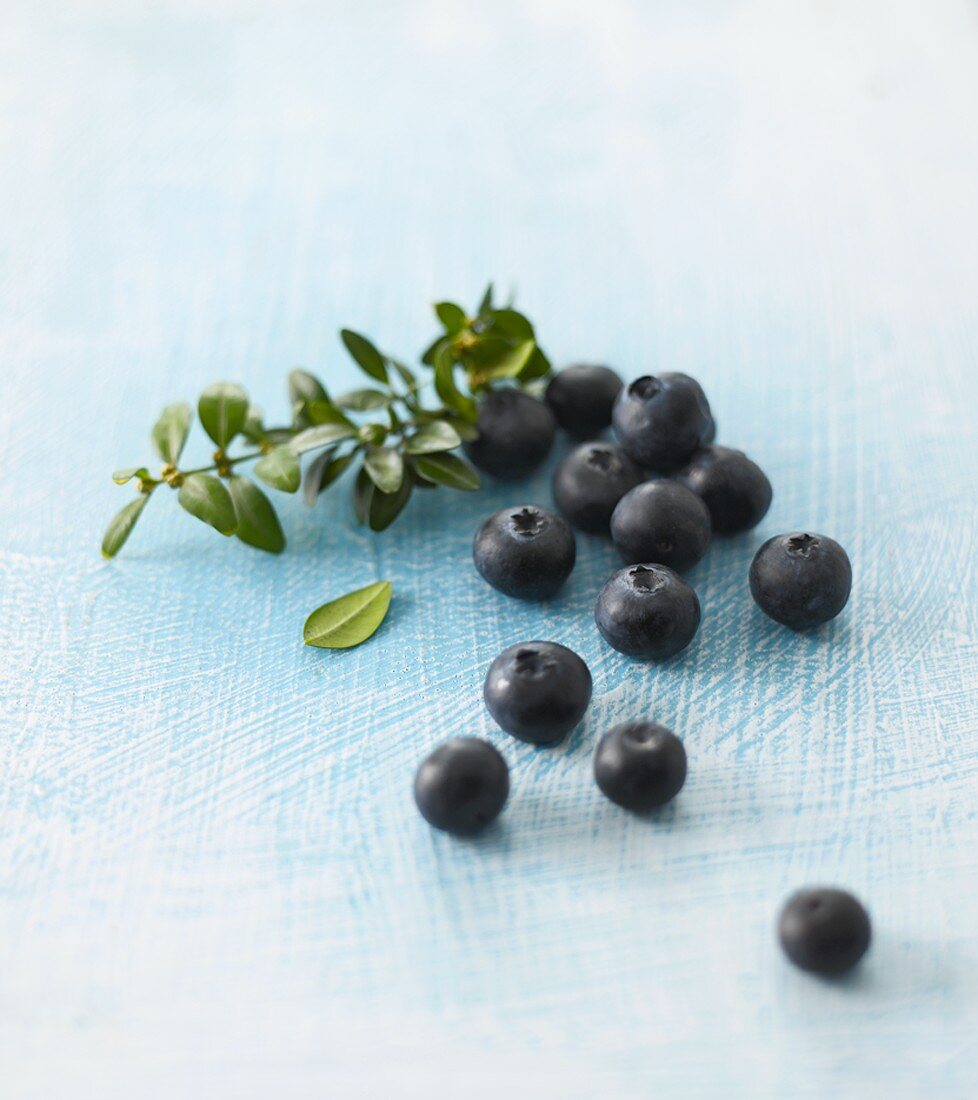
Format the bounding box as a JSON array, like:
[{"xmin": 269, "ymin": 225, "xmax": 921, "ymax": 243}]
[{"xmin": 1, "ymin": 1, "xmax": 977, "ymax": 1096}]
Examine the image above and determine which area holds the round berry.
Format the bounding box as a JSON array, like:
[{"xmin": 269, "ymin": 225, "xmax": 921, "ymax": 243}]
[
  {"xmin": 677, "ymin": 446, "xmax": 772, "ymax": 535},
  {"xmin": 778, "ymin": 887, "xmax": 871, "ymax": 976},
  {"xmin": 551, "ymin": 442, "xmax": 642, "ymax": 534},
  {"xmin": 749, "ymin": 532, "xmax": 852, "ymax": 630},
  {"xmin": 483, "ymin": 641, "xmax": 592, "ymax": 745},
  {"xmin": 413, "ymin": 738, "xmax": 510, "ymax": 836},
  {"xmin": 595, "ymin": 564, "xmax": 701, "ymax": 660},
  {"xmin": 610, "ymin": 480, "xmax": 711, "ymax": 572},
  {"xmin": 473, "ymin": 505, "xmax": 576, "ymax": 600},
  {"xmin": 545, "ymin": 364, "xmax": 623, "ymax": 439},
  {"xmin": 463, "ymin": 389, "xmax": 556, "ymax": 480},
  {"xmin": 594, "ymin": 722, "xmax": 687, "ymax": 812},
  {"xmin": 612, "ymin": 373, "xmax": 713, "ymax": 472}
]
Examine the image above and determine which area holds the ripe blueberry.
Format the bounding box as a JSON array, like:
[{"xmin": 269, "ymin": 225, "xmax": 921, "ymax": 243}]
[
  {"xmin": 483, "ymin": 641, "xmax": 592, "ymax": 745},
  {"xmin": 594, "ymin": 722, "xmax": 687, "ymax": 812},
  {"xmin": 778, "ymin": 887, "xmax": 871, "ymax": 976},
  {"xmin": 612, "ymin": 373, "xmax": 713, "ymax": 472},
  {"xmin": 677, "ymin": 445, "xmax": 772, "ymax": 535},
  {"xmin": 595, "ymin": 564, "xmax": 701, "ymax": 660},
  {"xmin": 464, "ymin": 389, "xmax": 556, "ymax": 480},
  {"xmin": 413, "ymin": 738, "xmax": 510, "ymax": 836},
  {"xmin": 749, "ymin": 532, "xmax": 852, "ymax": 630},
  {"xmin": 551, "ymin": 442, "xmax": 642, "ymax": 534},
  {"xmin": 545, "ymin": 364, "xmax": 623, "ymax": 440},
  {"xmin": 610, "ymin": 480, "xmax": 711, "ymax": 572},
  {"xmin": 473, "ymin": 505, "xmax": 576, "ymax": 599}
]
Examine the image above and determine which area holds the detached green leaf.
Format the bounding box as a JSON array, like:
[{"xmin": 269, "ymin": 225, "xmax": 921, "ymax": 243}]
[
  {"xmin": 336, "ymin": 388, "xmax": 390, "ymax": 411},
  {"xmin": 101, "ymin": 495, "xmax": 150, "ymax": 558},
  {"xmin": 290, "ymin": 423, "xmax": 357, "ymax": 454},
  {"xmin": 198, "ymin": 383, "xmax": 249, "ymax": 449},
  {"xmin": 303, "ymin": 580, "xmax": 393, "ymax": 649},
  {"xmin": 228, "ymin": 476, "xmax": 285, "ymax": 553},
  {"xmin": 253, "ymin": 446, "xmax": 301, "ymax": 492},
  {"xmin": 340, "ymin": 329, "xmax": 388, "ymax": 384},
  {"xmin": 178, "ymin": 474, "xmax": 237, "ymax": 535},
  {"xmin": 433, "ymin": 343, "xmax": 477, "ymax": 421},
  {"xmin": 405, "ymin": 421, "xmax": 461, "ymax": 454},
  {"xmin": 112, "ymin": 466, "xmax": 149, "ymax": 485},
  {"xmin": 411, "ymin": 452, "xmax": 480, "ymax": 491},
  {"xmin": 435, "ymin": 301, "xmax": 467, "ymax": 335},
  {"xmin": 364, "ymin": 446, "xmax": 404, "ymax": 494},
  {"xmin": 368, "ymin": 473, "xmax": 412, "ymax": 531},
  {"xmin": 151, "ymin": 403, "xmax": 193, "ymax": 464}
]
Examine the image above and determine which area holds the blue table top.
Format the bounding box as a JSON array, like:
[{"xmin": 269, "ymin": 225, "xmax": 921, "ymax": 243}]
[{"xmin": 2, "ymin": 2, "xmax": 977, "ymax": 1096}]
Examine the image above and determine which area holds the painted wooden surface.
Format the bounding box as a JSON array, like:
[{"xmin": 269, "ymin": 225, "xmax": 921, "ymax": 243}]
[{"xmin": 2, "ymin": 1, "xmax": 977, "ymax": 1096}]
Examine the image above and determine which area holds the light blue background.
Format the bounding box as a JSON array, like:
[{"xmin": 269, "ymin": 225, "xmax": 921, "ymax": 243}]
[{"xmin": 2, "ymin": 2, "xmax": 977, "ymax": 1096}]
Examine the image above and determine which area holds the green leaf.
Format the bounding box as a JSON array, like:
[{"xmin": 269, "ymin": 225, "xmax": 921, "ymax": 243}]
[
  {"xmin": 253, "ymin": 446, "xmax": 301, "ymax": 492},
  {"xmin": 363, "ymin": 446, "xmax": 404, "ymax": 494},
  {"xmin": 303, "ymin": 580, "xmax": 393, "ymax": 650},
  {"xmin": 465, "ymin": 336, "xmax": 536, "ymax": 381},
  {"xmin": 112, "ymin": 466, "xmax": 149, "ymax": 485},
  {"xmin": 101, "ymin": 495, "xmax": 150, "ymax": 558},
  {"xmin": 198, "ymin": 383, "xmax": 249, "ymax": 449},
  {"xmin": 178, "ymin": 473, "xmax": 237, "ymax": 535},
  {"xmin": 340, "ymin": 329, "xmax": 388, "ymax": 384},
  {"xmin": 241, "ymin": 405, "xmax": 266, "ymax": 443},
  {"xmin": 290, "ymin": 423, "xmax": 357, "ymax": 454},
  {"xmin": 477, "ymin": 283, "xmax": 494, "ymax": 317},
  {"xmin": 410, "ymin": 452, "xmax": 480, "ymax": 491},
  {"xmin": 304, "ymin": 448, "xmax": 355, "ymax": 505},
  {"xmin": 353, "ymin": 467, "xmax": 373, "ymax": 524},
  {"xmin": 306, "ymin": 399, "xmax": 356, "ymax": 428},
  {"xmin": 420, "ymin": 336, "xmax": 443, "ymax": 366},
  {"xmin": 519, "ymin": 344, "xmax": 552, "ymax": 381},
  {"xmin": 288, "ymin": 368, "xmax": 328, "ymax": 407},
  {"xmin": 405, "ymin": 421, "xmax": 461, "ymax": 454},
  {"xmin": 489, "ymin": 308, "xmax": 534, "ymax": 340},
  {"xmin": 389, "ymin": 359, "xmax": 417, "ymax": 389},
  {"xmin": 448, "ymin": 418, "xmax": 480, "ymax": 442},
  {"xmin": 336, "ymin": 388, "xmax": 390, "ymax": 411},
  {"xmin": 435, "ymin": 301, "xmax": 467, "ymax": 335},
  {"xmin": 433, "ymin": 343, "xmax": 477, "ymax": 421},
  {"xmin": 368, "ymin": 473, "xmax": 412, "ymax": 531},
  {"xmin": 227, "ymin": 475, "xmax": 285, "ymax": 553},
  {"xmin": 151, "ymin": 403, "xmax": 193, "ymax": 464}
]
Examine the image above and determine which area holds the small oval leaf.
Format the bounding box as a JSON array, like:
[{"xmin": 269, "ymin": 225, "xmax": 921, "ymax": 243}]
[
  {"xmin": 101, "ymin": 495, "xmax": 150, "ymax": 558},
  {"xmin": 433, "ymin": 343, "xmax": 477, "ymax": 421},
  {"xmin": 112, "ymin": 466, "xmax": 149, "ymax": 485},
  {"xmin": 340, "ymin": 329, "xmax": 388, "ymax": 384},
  {"xmin": 253, "ymin": 446, "xmax": 301, "ymax": 492},
  {"xmin": 303, "ymin": 580, "xmax": 393, "ymax": 649},
  {"xmin": 151, "ymin": 403, "xmax": 193, "ymax": 464},
  {"xmin": 363, "ymin": 447, "xmax": 404, "ymax": 494},
  {"xmin": 288, "ymin": 369, "xmax": 328, "ymax": 407},
  {"xmin": 178, "ymin": 474, "xmax": 237, "ymax": 535},
  {"xmin": 306, "ymin": 400, "xmax": 355, "ymax": 429},
  {"xmin": 368, "ymin": 474, "xmax": 412, "ymax": 532},
  {"xmin": 405, "ymin": 421, "xmax": 461, "ymax": 454},
  {"xmin": 435, "ymin": 301, "xmax": 467, "ymax": 335},
  {"xmin": 228, "ymin": 476, "xmax": 285, "ymax": 553},
  {"xmin": 290, "ymin": 423, "xmax": 357, "ymax": 454},
  {"xmin": 336, "ymin": 388, "xmax": 390, "ymax": 411},
  {"xmin": 411, "ymin": 452, "xmax": 480, "ymax": 491},
  {"xmin": 198, "ymin": 382, "xmax": 249, "ymax": 449}
]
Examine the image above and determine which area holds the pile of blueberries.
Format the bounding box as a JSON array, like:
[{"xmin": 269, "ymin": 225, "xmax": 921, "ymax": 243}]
[{"xmin": 413, "ymin": 367, "xmax": 868, "ymax": 977}]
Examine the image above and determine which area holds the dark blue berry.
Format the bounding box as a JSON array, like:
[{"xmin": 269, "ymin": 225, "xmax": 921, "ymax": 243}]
[
  {"xmin": 594, "ymin": 722, "xmax": 687, "ymax": 812},
  {"xmin": 545, "ymin": 364, "xmax": 623, "ymax": 440},
  {"xmin": 612, "ymin": 373, "xmax": 713, "ymax": 472},
  {"xmin": 414, "ymin": 738, "xmax": 510, "ymax": 836},
  {"xmin": 463, "ymin": 389, "xmax": 556, "ymax": 480},
  {"xmin": 678, "ymin": 445, "xmax": 772, "ymax": 535},
  {"xmin": 610, "ymin": 480, "xmax": 711, "ymax": 572},
  {"xmin": 595, "ymin": 564, "xmax": 701, "ymax": 659},
  {"xmin": 750, "ymin": 532, "xmax": 851, "ymax": 630},
  {"xmin": 551, "ymin": 442, "xmax": 642, "ymax": 534},
  {"xmin": 779, "ymin": 887, "xmax": 871, "ymax": 976},
  {"xmin": 483, "ymin": 641, "xmax": 592, "ymax": 745},
  {"xmin": 473, "ymin": 505, "xmax": 576, "ymax": 599}
]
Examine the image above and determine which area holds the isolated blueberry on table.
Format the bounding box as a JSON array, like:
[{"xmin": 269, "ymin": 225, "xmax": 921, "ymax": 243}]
[
  {"xmin": 483, "ymin": 640, "xmax": 592, "ymax": 745},
  {"xmin": 677, "ymin": 445, "xmax": 772, "ymax": 535},
  {"xmin": 612, "ymin": 373, "xmax": 713, "ymax": 472},
  {"xmin": 778, "ymin": 887, "xmax": 872, "ymax": 976},
  {"xmin": 594, "ymin": 722, "xmax": 687, "ymax": 812},
  {"xmin": 551, "ymin": 442, "xmax": 642, "ymax": 534},
  {"xmin": 749, "ymin": 532, "xmax": 852, "ymax": 630},
  {"xmin": 414, "ymin": 738, "xmax": 510, "ymax": 836},
  {"xmin": 545, "ymin": 364, "xmax": 623, "ymax": 440},
  {"xmin": 610, "ymin": 480, "xmax": 711, "ymax": 572},
  {"xmin": 473, "ymin": 504, "xmax": 576, "ymax": 599},
  {"xmin": 463, "ymin": 389, "xmax": 556, "ymax": 479},
  {"xmin": 595, "ymin": 564, "xmax": 701, "ymax": 660}
]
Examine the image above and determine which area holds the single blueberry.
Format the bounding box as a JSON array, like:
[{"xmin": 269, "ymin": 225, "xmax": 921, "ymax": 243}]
[
  {"xmin": 473, "ymin": 505, "xmax": 576, "ymax": 599},
  {"xmin": 413, "ymin": 738, "xmax": 510, "ymax": 836},
  {"xmin": 778, "ymin": 887, "xmax": 872, "ymax": 976},
  {"xmin": 594, "ymin": 722, "xmax": 687, "ymax": 812},
  {"xmin": 610, "ymin": 480, "xmax": 711, "ymax": 572},
  {"xmin": 612, "ymin": 373, "xmax": 713, "ymax": 472},
  {"xmin": 677, "ymin": 445, "xmax": 772, "ymax": 535},
  {"xmin": 749, "ymin": 532, "xmax": 852, "ymax": 630},
  {"xmin": 545, "ymin": 364, "xmax": 624, "ymax": 440},
  {"xmin": 464, "ymin": 389, "xmax": 556, "ymax": 480},
  {"xmin": 483, "ymin": 641, "xmax": 592, "ymax": 745},
  {"xmin": 594, "ymin": 564, "xmax": 701, "ymax": 660},
  {"xmin": 551, "ymin": 442, "xmax": 642, "ymax": 534}
]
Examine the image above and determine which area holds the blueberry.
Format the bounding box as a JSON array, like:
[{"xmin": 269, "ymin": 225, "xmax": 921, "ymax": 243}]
[
  {"xmin": 677, "ymin": 446, "xmax": 772, "ymax": 535},
  {"xmin": 778, "ymin": 887, "xmax": 871, "ymax": 976},
  {"xmin": 749, "ymin": 532, "xmax": 852, "ymax": 630},
  {"xmin": 610, "ymin": 480, "xmax": 711, "ymax": 572},
  {"xmin": 595, "ymin": 564, "xmax": 701, "ymax": 659},
  {"xmin": 594, "ymin": 722, "xmax": 687, "ymax": 812},
  {"xmin": 612, "ymin": 373, "xmax": 713, "ymax": 472},
  {"xmin": 551, "ymin": 442, "xmax": 642, "ymax": 534},
  {"xmin": 545, "ymin": 364, "xmax": 623, "ymax": 440},
  {"xmin": 473, "ymin": 505, "xmax": 576, "ymax": 599},
  {"xmin": 483, "ymin": 641, "xmax": 592, "ymax": 745},
  {"xmin": 463, "ymin": 389, "xmax": 556, "ymax": 480},
  {"xmin": 413, "ymin": 738, "xmax": 510, "ymax": 836}
]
